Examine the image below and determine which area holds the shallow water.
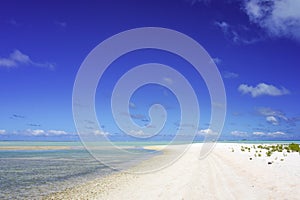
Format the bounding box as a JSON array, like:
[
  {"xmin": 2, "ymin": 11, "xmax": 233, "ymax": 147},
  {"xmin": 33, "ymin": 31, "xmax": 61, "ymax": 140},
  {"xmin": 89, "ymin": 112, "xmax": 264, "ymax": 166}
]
[
  {"xmin": 0, "ymin": 149, "xmax": 111, "ymax": 199},
  {"xmin": 0, "ymin": 141, "xmax": 157, "ymax": 199}
]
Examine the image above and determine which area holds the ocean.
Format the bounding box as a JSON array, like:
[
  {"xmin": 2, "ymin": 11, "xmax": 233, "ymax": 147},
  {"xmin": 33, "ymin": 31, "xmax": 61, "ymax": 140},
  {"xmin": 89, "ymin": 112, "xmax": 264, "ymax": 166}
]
[
  {"xmin": 0, "ymin": 142, "xmax": 113, "ymax": 199},
  {"xmin": 0, "ymin": 141, "xmax": 159, "ymax": 199}
]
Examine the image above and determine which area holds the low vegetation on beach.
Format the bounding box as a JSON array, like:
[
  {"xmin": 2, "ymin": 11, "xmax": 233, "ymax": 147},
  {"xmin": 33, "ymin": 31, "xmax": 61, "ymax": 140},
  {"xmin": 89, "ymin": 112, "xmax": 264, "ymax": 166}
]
[
  {"xmin": 240, "ymin": 143, "xmax": 300, "ymax": 155},
  {"xmin": 234, "ymin": 143, "xmax": 300, "ymax": 164}
]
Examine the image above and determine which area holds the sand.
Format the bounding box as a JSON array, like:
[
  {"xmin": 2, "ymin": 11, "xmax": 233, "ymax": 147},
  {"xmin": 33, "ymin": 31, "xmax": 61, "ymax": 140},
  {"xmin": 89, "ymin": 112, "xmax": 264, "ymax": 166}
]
[{"xmin": 44, "ymin": 143, "xmax": 300, "ymax": 200}]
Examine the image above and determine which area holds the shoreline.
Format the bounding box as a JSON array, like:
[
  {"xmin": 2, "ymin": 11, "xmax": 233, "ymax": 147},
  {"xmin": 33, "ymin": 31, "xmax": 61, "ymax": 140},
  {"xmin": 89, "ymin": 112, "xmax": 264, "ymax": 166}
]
[{"xmin": 44, "ymin": 142, "xmax": 300, "ymax": 200}]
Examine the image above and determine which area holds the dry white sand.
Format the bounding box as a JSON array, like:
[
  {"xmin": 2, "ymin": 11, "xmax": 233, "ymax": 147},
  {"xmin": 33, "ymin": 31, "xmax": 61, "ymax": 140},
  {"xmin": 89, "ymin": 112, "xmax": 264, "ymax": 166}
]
[{"xmin": 45, "ymin": 143, "xmax": 300, "ymax": 200}]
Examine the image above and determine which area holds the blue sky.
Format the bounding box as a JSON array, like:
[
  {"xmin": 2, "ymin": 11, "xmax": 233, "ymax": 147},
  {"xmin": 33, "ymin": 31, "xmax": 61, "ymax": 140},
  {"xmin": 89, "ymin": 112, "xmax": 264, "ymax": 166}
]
[{"xmin": 0, "ymin": 0, "xmax": 300, "ymax": 141}]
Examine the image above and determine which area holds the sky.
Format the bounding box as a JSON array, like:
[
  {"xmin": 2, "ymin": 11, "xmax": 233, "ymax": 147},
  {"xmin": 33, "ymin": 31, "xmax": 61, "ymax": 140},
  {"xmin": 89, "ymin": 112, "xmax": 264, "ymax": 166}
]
[{"xmin": 0, "ymin": 0, "xmax": 300, "ymax": 141}]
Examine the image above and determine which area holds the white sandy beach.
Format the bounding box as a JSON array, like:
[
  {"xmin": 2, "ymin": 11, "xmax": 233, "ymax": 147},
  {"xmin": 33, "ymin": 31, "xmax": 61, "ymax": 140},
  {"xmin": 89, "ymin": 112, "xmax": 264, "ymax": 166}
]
[{"xmin": 45, "ymin": 143, "xmax": 300, "ymax": 200}]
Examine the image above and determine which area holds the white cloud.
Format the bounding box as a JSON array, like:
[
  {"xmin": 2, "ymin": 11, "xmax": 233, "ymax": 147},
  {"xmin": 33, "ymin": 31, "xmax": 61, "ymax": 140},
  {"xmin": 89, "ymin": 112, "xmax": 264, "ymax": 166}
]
[
  {"xmin": 48, "ymin": 130, "xmax": 68, "ymax": 135},
  {"xmin": 238, "ymin": 83, "xmax": 290, "ymax": 97},
  {"xmin": 0, "ymin": 130, "xmax": 6, "ymax": 135},
  {"xmin": 30, "ymin": 129, "xmax": 45, "ymax": 136},
  {"xmin": 230, "ymin": 130, "xmax": 248, "ymax": 137},
  {"xmin": 243, "ymin": 0, "xmax": 300, "ymax": 41},
  {"xmin": 10, "ymin": 50, "xmax": 31, "ymax": 63},
  {"xmin": 22, "ymin": 129, "xmax": 74, "ymax": 136},
  {"xmin": 257, "ymin": 107, "xmax": 288, "ymax": 121},
  {"xmin": 129, "ymin": 129, "xmax": 157, "ymax": 137},
  {"xmin": 215, "ymin": 21, "xmax": 262, "ymax": 44},
  {"xmin": 266, "ymin": 116, "xmax": 278, "ymax": 125},
  {"xmin": 245, "ymin": 0, "xmax": 263, "ymax": 19},
  {"xmin": 0, "ymin": 50, "xmax": 54, "ymax": 69},
  {"xmin": 253, "ymin": 131, "xmax": 265, "ymax": 136},
  {"xmin": 215, "ymin": 21, "xmax": 230, "ymax": 32},
  {"xmin": 252, "ymin": 131, "xmax": 286, "ymax": 137},
  {"xmin": 223, "ymin": 71, "xmax": 239, "ymax": 79},
  {"xmin": 0, "ymin": 50, "xmax": 27, "ymax": 67},
  {"xmin": 198, "ymin": 128, "xmax": 218, "ymax": 136},
  {"xmin": 268, "ymin": 131, "xmax": 285, "ymax": 136},
  {"xmin": 93, "ymin": 130, "xmax": 109, "ymax": 136}
]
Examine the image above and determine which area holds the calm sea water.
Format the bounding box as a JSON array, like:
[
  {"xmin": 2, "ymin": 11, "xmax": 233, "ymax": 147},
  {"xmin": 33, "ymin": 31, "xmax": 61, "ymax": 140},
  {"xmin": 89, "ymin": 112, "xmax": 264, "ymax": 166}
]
[
  {"xmin": 0, "ymin": 142, "xmax": 111, "ymax": 199},
  {"xmin": 0, "ymin": 141, "xmax": 158, "ymax": 200}
]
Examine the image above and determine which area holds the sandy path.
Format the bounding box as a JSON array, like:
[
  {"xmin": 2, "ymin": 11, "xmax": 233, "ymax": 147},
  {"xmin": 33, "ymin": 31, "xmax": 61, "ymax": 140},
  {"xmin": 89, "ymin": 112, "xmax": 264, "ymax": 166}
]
[{"xmin": 97, "ymin": 144, "xmax": 261, "ymax": 200}]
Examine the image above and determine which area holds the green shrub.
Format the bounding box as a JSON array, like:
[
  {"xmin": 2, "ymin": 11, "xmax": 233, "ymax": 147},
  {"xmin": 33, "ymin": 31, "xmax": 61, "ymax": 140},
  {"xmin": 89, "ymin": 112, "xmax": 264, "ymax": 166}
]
[{"xmin": 288, "ymin": 143, "xmax": 300, "ymax": 152}]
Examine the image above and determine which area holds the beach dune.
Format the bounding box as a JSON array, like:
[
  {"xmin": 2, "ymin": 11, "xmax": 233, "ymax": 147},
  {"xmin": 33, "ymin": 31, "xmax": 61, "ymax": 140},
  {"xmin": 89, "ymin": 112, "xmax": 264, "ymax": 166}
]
[{"xmin": 45, "ymin": 143, "xmax": 300, "ymax": 200}]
